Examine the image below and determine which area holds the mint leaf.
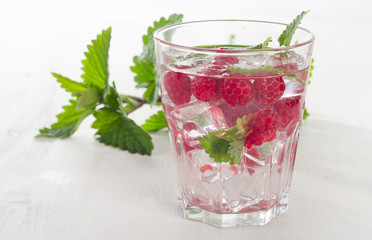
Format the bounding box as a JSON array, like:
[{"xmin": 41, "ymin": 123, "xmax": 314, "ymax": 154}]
[
  {"xmin": 199, "ymin": 131, "xmax": 232, "ymax": 163},
  {"xmin": 303, "ymin": 107, "xmax": 310, "ymax": 120},
  {"xmin": 81, "ymin": 27, "xmax": 111, "ymax": 97},
  {"xmin": 308, "ymin": 58, "xmax": 314, "ymax": 84},
  {"xmin": 142, "ymin": 110, "xmax": 168, "ymax": 132},
  {"xmin": 77, "ymin": 87, "xmax": 101, "ymax": 110},
  {"xmin": 278, "ymin": 11, "xmax": 309, "ymax": 47},
  {"xmin": 199, "ymin": 115, "xmax": 256, "ymax": 165},
  {"xmin": 131, "ymin": 14, "xmax": 183, "ymax": 105},
  {"xmin": 52, "ymin": 73, "xmax": 86, "ymax": 96},
  {"xmin": 227, "ymin": 140, "xmax": 244, "ymax": 165},
  {"xmin": 92, "ymin": 108, "xmax": 153, "ymax": 155},
  {"xmin": 227, "ymin": 66, "xmax": 287, "ymax": 74},
  {"xmin": 249, "ymin": 37, "xmax": 272, "ymax": 49},
  {"xmin": 104, "ymin": 85, "xmax": 120, "ymax": 109},
  {"xmin": 37, "ymin": 100, "xmax": 94, "ymax": 138}
]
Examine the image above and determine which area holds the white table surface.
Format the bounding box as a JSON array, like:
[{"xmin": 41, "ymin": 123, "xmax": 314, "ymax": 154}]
[{"xmin": 1, "ymin": 0, "xmax": 372, "ymax": 239}]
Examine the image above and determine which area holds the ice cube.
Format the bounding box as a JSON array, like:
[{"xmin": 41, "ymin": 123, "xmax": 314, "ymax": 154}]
[
  {"xmin": 170, "ymin": 102, "xmax": 228, "ymax": 147},
  {"xmin": 187, "ymin": 149, "xmax": 219, "ymax": 183},
  {"xmin": 282, "ymin": 80, "xmax": 304, "ymax": 98}
]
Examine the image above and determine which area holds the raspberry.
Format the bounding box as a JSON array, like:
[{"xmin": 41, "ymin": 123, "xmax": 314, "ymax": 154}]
[
  {"xmin": 191, "ymin": 76, "xmax": 219, "ymax": 101},
  {"xmin": 163, "ymin": 71, "xmax": 192, "ymax": 106},
  {"xmin": 274, "ymin": 96, "xmax": 301, "ymax": 132},
  {"xmin": 213, "ymin": 55, "xmax": 239, "ymax": 65},
  {"xmin": 219, "ymin": 77, "xmax": 254, "ymax": 106},
  {"xmin": 244, "ymin": 109, "xmax": 278, "ymax": 148},
  {"xmin": 253, "ymin": 76, "xmax": 285, "ymax": 106}
]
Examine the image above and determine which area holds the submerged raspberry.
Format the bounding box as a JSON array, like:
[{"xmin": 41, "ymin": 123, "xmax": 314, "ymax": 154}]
[
  {"xmin": 244, "ymin": 109, "xmax": 278, "ymax": 149},
  {"xmin": 219, "ymin": 77, "xmax": 254, "ymax": 107},
  {"xmin": 254, "ymin": 77, "xmax": 285, "ymax": 106},
  {"xmin": 274, "ymin": 96, "xmax": 301, "ymax": 134},
  {"xmin": 163, "ymin": 71, "xmax": 192, "ymax": 106},
  {"xmin": 191, "ymin": 76, "xmax": 219, "ymax": 101}
]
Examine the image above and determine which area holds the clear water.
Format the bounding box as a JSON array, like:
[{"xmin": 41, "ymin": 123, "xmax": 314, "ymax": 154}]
[{"xmin": 160, "ymin": 49, "xmax": 309, "ymax": 227}]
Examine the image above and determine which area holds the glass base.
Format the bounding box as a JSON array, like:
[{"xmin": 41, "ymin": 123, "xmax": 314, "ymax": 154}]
[{"xmin": 181, "ymin": 194, "xmax": 289, "ymax": 228}]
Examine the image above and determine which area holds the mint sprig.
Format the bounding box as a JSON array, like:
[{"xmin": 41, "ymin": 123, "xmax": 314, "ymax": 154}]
[
  {"xmin": 278, "ymin": 11, "xmax": 309, "ymax": 47},
  {"xmin": 131, "ymin": 14, "xmax": 183, "ymax": 105},
  {"xmin": 249, "ymin": 37, "xmax": 272, "ymax": 49},
  {"xmin": 226, "ymin": 66, "xmax": 287, "ymax": 74},
  {"xmin": 199, "ymin": 115, "xmax": 253, "ymax": 165}
]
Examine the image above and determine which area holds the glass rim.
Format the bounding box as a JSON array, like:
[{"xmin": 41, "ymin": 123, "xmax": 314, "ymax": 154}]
[{"xmin": 154, "ymin": 19, "xmax": 315, "ymax": 53}]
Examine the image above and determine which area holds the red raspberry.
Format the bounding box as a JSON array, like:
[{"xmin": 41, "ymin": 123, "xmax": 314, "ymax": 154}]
[
  {"xmin": 219, "ymin": 77, "xmax": 254, "ymax": 106},
  {"xmin": 253, "ymin": 76, "xmax": 285, "ymax": 106},
  {"xmin": 244, "ymin": 109, "xmax": 278, "ymax": 148},
  {"xmin": 274, "ymin": 96, "xmax": 301, "ymax": 131},
  {"xmin": 163, "ymin": 71, "xmax": 192, "ymax": 106},
  {"xmin": 213, "ymin": 55, "xmax": 239, "ymax": 65},
  {"xmin": 191, "ymin": 76, "xmax": 219, "ymax": 101}
]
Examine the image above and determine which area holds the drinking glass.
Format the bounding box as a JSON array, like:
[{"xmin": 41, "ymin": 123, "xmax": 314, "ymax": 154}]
[{"xmin": 154, "ymin": 20, "xmax": 314, "ymax": 227}]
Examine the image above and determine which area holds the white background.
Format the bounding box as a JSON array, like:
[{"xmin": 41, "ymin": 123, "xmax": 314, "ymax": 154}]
[{"xmin": 1, "ymin": 0, "xmax": 372, "ymax": 239}]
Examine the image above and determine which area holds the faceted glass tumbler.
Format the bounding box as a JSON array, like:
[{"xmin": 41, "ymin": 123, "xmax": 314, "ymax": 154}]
[{"xmin": 154, "ymin": 20, "xmax": 314, "ymax": 227}]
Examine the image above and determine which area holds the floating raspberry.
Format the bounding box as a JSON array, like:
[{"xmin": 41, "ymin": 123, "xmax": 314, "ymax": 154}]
[
  {"xmin": 163, "ymin": 71, "xmax": 192, "ymax": 106},
  {"xmin": 244, "ymin": 109, "xmax": 278, "ymax": 148},
  {"xmin": 253, "ymin": 76, "xmax": 285, "ymax": 106},
  {"xmin": 191, "ymin": 76, "xmax": 219, "ymax": 101},
  {"xmin": 274, "ymin": 96, "xmax": 301, "ymax": 132},
  {"xmin": 219, "ymin": 77, "xmax": 254, "ymax": 106},
  {"xmin": 213, "ymin": 55, "xmax": 239, "ymax": 65}
]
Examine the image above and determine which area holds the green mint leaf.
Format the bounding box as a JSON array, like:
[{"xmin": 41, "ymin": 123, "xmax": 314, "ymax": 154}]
[
  {"xmin": 142, "ymin": 110, "xmax": 168, "ymax": 132},
  {"xmin": 142, "ymin": 81, "xmax": 156, "ymax": 101},
  {"xmin": 227, "ymin": 66, "xmax": 287, "ymax": 74},
  {"xmin": 77, "ymin": 87, "xmax": 101, "ymax": 110},
  {"xmin": 199, "ymin": 115, "xmax": 256, "ymax": 165},
  {"xmin": 37, "ymin": 100, "xmax": 94, "ymax": 138},
  {"xmin": 172, "ymin": 53, "xmax": 209, "ymax": 67},
  {"xmin": 308, "ymin": 58, "xmax": 314, "ymax": 84},
  {"xmin": 92, "ymin": 108, "xmax": 153, "ymax": 155},
  {"xmin": 249, "ymin": 37, "xmax": 272, "ymax": 49},
  {"xmin": 131, "ymin": 57, "xmax": 155, "ymax": 88},
  {"xmin": 131, "ymin": 14, "xmax": 183, "ymax": 105},
  {"xmin": 81, "ymin": 27, "xmax": 111, "ymax": 97},
  {"xmin": 199, "ymin": 131, "xmax": 232, "ymax": 163},
  {"xmin": 278, "ymin": 11, "xmax": 309, "ymax": 47},
  {"xmin": 227, "ymin": 140, "xmax": 244, "ymax": 165},
  {"xmin": 52, "ymin": 73, "xmax": 86, "ymax": 96},
  {"xmin": 303, "ymin": 107, "xmax": 310, "ymax": 120},
  {"xmin": 221, "ymin": 127, "xmax": 240, "ymax": 141},
  {"xmin": 104, "ymin": 85, "xmax": 120, "ymax": 109}
]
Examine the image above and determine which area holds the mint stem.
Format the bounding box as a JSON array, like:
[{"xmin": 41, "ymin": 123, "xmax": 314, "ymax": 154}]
[{"xmin": 121, "ymin": 95, "xmax": 162, "ymax": 115}]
